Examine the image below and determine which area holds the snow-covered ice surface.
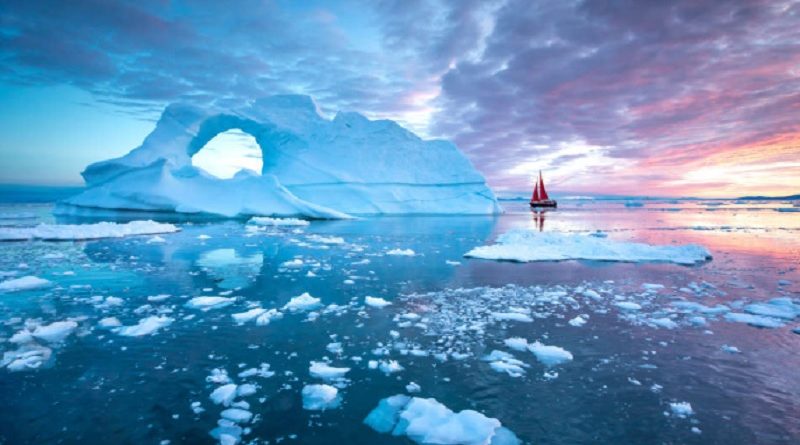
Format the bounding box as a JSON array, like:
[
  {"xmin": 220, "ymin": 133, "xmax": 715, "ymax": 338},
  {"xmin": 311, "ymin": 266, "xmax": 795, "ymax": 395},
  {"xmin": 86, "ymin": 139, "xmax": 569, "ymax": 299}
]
[
  {"xmin": 466, "ymin": 230, "xmax": 712, "ymax": 265},
  {"xmin": 56, "ymin": 95, "xmax": 500, "ymax": 219},
  {"xmin": 0, "ymin": 220, "xmax": 179, "ymax": 241},
  {"xmin": 1, "ymin": 198, "xmax": 799, "ymax": 444}
]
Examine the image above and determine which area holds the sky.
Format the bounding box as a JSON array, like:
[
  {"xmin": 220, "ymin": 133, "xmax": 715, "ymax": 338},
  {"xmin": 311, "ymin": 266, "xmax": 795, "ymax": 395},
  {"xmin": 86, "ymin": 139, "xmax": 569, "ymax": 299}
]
[{"xmin": 0, "ymin": 0, "xmax": 798, "ymax": 197}]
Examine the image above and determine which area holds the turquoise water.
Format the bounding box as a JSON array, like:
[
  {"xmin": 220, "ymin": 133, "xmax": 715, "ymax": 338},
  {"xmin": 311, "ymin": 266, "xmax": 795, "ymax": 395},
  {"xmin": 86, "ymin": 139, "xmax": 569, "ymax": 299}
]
[{"xmin": 1, "ymin": 198, "xmax": 799, "ymax": 444}]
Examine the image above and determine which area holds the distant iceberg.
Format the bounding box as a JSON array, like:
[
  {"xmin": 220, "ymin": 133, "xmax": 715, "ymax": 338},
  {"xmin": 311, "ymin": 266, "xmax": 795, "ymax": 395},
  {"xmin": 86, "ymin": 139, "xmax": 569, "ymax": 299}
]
[{"xmin": 57, "ymin": 95, "xmax": 500, "ymax": 219}]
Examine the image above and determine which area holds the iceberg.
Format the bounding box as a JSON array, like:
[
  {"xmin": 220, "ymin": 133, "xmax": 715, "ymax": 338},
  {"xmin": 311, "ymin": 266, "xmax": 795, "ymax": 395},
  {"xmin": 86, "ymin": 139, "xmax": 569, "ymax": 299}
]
[
  {"xmin": 364, "ymin": 395, "xmax": 520, "ymax": 445},
  {"xmin": 57, "ymin": 95, "xmax": 500, "ymax": 219},
  {"xmin": 465, "ymin": 230, "xmax": 712, "ymax": 265}
]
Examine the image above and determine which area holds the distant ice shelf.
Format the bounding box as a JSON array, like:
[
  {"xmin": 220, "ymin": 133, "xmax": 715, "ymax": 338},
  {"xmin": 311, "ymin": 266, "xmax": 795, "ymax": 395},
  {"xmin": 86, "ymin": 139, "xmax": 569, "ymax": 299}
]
[
  {"xmin": 465, "ymin": 230, "xmax": 712, "ymax": 265},
  {"xmin": 0, "ymin": 220, "xmax": 179, "ymax": 241},
  {"xmin": 57, "ymin": 94, "xmax": 501, "ymax": 219}
]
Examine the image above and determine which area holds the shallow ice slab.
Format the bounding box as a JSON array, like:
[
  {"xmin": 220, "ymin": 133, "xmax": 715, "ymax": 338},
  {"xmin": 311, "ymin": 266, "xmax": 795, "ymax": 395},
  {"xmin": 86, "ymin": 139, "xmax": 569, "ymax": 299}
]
[
  {"xmin": 0, "ymin": 275, "xmax": 52, "ymax": 292},
  {"xmin": 528, "ymin": 341, "xmax": 573, "ymax": 366},
  {"xmin": 309, "ymin": 361, "xmax": 350, "ymax": 380},
  {"xmin": 283, "ymin": 292, "xmax": 321, "ymax": 312},
  {"xmin": 364, "ymin": 394, "xmax": 520, "ymax": 445},
  {"xmin": 186, "ymin": 296, "xmax": 236, "ymax": 311},
  {"xmin": 115, "ymin": 315, "xmax": 174, "ymax": 336},
  {"xmin": 0, "ymin": 220, "xmax": 179, "ymax": 241},
  {"xmin": 301, "ymin": 384, "xmax": 341, "ymax": 410},
  {"xmin": 465, "ymin": 230, "xmax": 712, "ymax": 265},
  {"xmin": 32, "ymin": 321, "xmax": 78, "ymax": 343},
  {"xmin": 724, "ymin": 312, "xmax": 785, "ymax": 328},
  {"xmin": 365, "ymin": 296, "xmax": 391, "ymax": 308},
  {"xmin": 248, "ymin": 216, "xmax": 309, "ymax": 226}
]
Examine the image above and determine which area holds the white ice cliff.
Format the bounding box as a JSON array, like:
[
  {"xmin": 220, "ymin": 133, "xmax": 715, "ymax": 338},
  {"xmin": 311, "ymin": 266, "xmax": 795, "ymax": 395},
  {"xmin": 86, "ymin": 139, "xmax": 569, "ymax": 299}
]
[{"xmin": 57, "ymin": 95, "xmax": 500, "ymax": 218}]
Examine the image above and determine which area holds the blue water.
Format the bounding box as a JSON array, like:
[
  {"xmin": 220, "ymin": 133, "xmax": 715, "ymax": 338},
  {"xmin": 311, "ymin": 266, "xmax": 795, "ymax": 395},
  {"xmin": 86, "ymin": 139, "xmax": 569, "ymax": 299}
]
[{"xmin": 1, "ymin": 197, "xmax": 799, "ymax": 444}]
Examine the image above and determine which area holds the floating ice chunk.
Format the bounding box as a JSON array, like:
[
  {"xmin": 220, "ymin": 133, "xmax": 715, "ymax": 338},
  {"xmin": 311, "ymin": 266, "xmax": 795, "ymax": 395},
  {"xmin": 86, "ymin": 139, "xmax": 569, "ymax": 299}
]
[
  {"xmin": 210, "ymin": 384, "xmax": 238, "ymax": 406},
  {"xmin": 231, "ymin": 308, "xmax": 267, "ymax": 325},
  {"xmin": 186, "ymin": 296, "xmax": 235, "ymax": 311},
  {"xmin": 492, "ymin": 312, "xmax": 533, "ymax": 322},
  {"xmin": 2, "ymin": 344, "xmax": 52, "ymax": 372},
  {"xmin": 568, "ymin": 315, "xmax": 587, "ymax": 327},
  {"xmin": 98, "ymin": 317, "xmax": 122, "ymax": 328},
  {"xmin": 301, "ymin": 384, "xmax": 341, "ymax": 410},
  {"xmin": 445, "ymin": 260, "xmax": 461, "ymax": 266},
  {"xmin": 307, "ymin": 234, "xmax": 345, "ymax": 245},
  {"xmin": 724, "ymin": 312, "xmax": 785, "ymax": 328},
  {"xmin": 207, "ymin": 368, "xmax": 231, "ymax": 384},
  {"xmin": 364, "ymin": 395, "xmax": 520, "ymax": 445},
  {"xmin": 406, "ymin": 382, "xmax": 421, "ymax": 393},
  {"xmin": 146, "ymin": 235, "xmax": 166, "ymax": 244},
  {"xmin": 0, "ymin": 276, "xmax": 52, "ymax": 292},
  {"xmin": 648, "ymin": 317, "xmax": 678, "ymax": 329},
  {"xmin": 483, "ymin": 350, "xmax": 527, "ymax": 377},
  {"xmin": 642, "ymin": 283, "xmax": 664, "ymax": 291},
  {"xmin": 365, "ymin": 296, "xmax": 391, "ymax": 308},
  {"xmin": 721, "ymin": 345, "xmax": 740, "ymax": 353},
  {"xmin": 255, "ymin": 309, "xmax": 283, "ymax": 325},
  {"xmin": 238, "ymin": 363, "xmax": 274, "ymax": 379},
  {"xmin": 248, "ymin": 216, "xmax": 309, "ymax": 226},
  {"xmin": 528, "ymin": 341, "xmax": 573, "ymax": 366},
  {"xmin": 281, "ymin": 259, "xmax": 304, "ymax": 268},
  {"xmin": 582, "ymin": 289, "xmax": 602, "ymax": 300},
  {"xmin": 115, "ymin": 315, "xmax": 174, "ymax": 337},
  {"xmin": 237, "ymin": 384, "xmax": 257, "ymax": 397},
  {"xmin": 283, "ymin": 293, "xmax": 321, "ymax": 312},
  {"xmin": 147, "ymin": 294, "xmax": 171, "ymax": 302},
  {"xmin": 387, "ymin": 248, "xmax": 415, "ymax": 256},
  {"xmin": 465, "ymin": 230, "xmax": 712, "ymax": 265},
  {"xmin": 326, "ymin": 342, "xmax": 343, "ymax": 354},
  {"xmin": 379, "ymin": 360, "xmax": 404, "ymax": 374},
  {"xmin": 503, "ymin": 337, "xmax": 529, "ymax": 352},
  {"xmin": 744, "ymin": 301, "xmax": 799, "ymax": 320},
  {"xmin": 615, "ymin": 302, "xmax": 642, "ymax": 311},
  {"xmin": 197, "ymin": 234, "xmax": 211, "ymax": 240},
  {"xmin": 220, "ymin": 408, "xmax": 253, "ymax": 424},
  {"xmin": 32, "ymin": 321, "xmax": 78, "ymax": 343},
  {"xmin": 0, "ymin": 220, "xmax": 179, "ymax": 241},
  {"xmin": 309, "ymin": 361, "xmax": 350, "ymax": 380},
  {"xmin": 669, "ymin": 401, "xmax": 694, "ymax": 418}
]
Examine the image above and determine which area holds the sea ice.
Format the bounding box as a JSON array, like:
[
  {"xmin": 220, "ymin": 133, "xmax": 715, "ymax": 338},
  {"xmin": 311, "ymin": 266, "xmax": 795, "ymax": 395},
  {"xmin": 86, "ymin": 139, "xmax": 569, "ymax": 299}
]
[
  {"xmin": 365, "ymin": 296, "xmax": 392, "ymax": 308},
  {"xmin": 283, "ymin": 292, "xmax": 322, "ymax": 312},
  {"xmin": 210, "ymin": 384, "xmax": 238, "ymax": 406},
  {"xmin": 115, "ymin": 316, "xmax": 174, "ymax": 337},
  {"xmin": 301, "ymin": 384, "xmax": 341, "ymax": 410},
  {"xmin": 528, "ymin": 342, "xmax": 573, "ymax": 366},
  {"xmin": 724, "ymin": 312, "xmax": 785, "ymax": 328},
  {"xmin": 220, "ymin": 408, "xmax": 253, "ymax": 424},
  {"xmin": 60, "ymin": 95, "xmax": 500, "ymax": 218},
  {"xmin": 248, "ymin": 216, "xmax": 310, "ymax": 226},
  {"xmin": 186, "ymin": 296, "xmax": 236, "ymax": 311},
  {"xmin": 231, "ymin": 308, "xmax": 267, "ymax": 325},
  {"xmin": 31, "ymin": 321, "xmax": 78, "ymax": 343},
  {"xmin": 0, "ymin": 276, "xmax": 52, "ymax": 292},
  {"xmin": 364, "ymin": 395, "xmax": 520, "ymax": 445},
  {"xmin": 492, "ymin": 312, "xmax": 533, "ymax": 322},
  {"xmin": 387, "ymin": 248, "xmax": 415, "ymax": 256},
  {"xmin": 0, "ymin": 221, "xmax": 179, "ymax": 241},
  {"xmin": 309, "ymin": 361, "xmax": 350, "ymax": 380},
  {"xmin": 669, "ymin": 401, "xmax": 694, "ymax": 418},
  {"xmin": 483, "ymin": 350, "xmax": 527, "ymax": 377},
  {"xmin": 503, "ymin": 337, "xmax": 529, "ymax": 352},
  {"xmin": 465, "ymin": 230, "xmax": 712, "ymax": 265}
]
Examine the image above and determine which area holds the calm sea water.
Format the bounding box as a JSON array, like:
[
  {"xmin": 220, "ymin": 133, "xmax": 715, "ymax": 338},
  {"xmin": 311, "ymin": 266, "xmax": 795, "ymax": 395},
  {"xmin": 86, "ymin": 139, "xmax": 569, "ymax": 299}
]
[{"xmin": 1, "ymin": 196, "xmax": 798, "ymax": 445}]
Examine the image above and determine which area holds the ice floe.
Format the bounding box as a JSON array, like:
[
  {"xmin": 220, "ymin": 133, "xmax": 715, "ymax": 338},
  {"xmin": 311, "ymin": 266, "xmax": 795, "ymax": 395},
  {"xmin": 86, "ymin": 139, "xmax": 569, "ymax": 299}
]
[
  {"xmin": 309, "ymin": 361, "xmax": 350, "ymax": 380},
  {"xmin": 365, "ymin": 296, "xmax": 391, "ymax": 308},
  {"xmin": 115, "ymin": 315, "xmax": 174, "ymax": 337},
  {"xmin": 248, "ymin": 216, "xmax": 310, "ymax": 226},
  {"xmin": 283, "ymin": 292, "xmax": 322, "ymax": 312},
  {"xmin": 186, "ymin": 296, "xmax": 236, "ymax": 311},
  {"xmin": 301, "ymin": 384, "xmax": 341, "ymax": 410},
  {"xmin": 364, "ymin": 395, "xmax": 520, "ymax": 445},
  {"xmin": 528, "ymin": 342, "xmax": 573, "ymax": 366},
  {"xmin": 0, "ymin": 275, "xmax": 52, "ymax": 292},
  {"xmin": 0, "ymin": 220, "xmax": 179, "ymax": 241},
  {"xmin": 465, "ymin": 230, "xmax": 712, "ymax": 265}
]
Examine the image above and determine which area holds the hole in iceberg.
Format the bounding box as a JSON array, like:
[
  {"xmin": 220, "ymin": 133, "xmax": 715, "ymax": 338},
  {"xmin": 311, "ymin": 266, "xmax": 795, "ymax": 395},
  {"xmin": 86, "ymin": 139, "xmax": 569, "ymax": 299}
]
[{"xmin": 191, "ymin": 129, "xmax": 262, "ymax": 179}]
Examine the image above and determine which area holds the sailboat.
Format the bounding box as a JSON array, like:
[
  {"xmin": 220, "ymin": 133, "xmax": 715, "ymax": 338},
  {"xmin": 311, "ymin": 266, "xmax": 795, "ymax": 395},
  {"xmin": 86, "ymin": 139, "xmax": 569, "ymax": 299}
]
[{"xmin": 530, "ymin": 170, "xmax": 557, "ymax": 208}]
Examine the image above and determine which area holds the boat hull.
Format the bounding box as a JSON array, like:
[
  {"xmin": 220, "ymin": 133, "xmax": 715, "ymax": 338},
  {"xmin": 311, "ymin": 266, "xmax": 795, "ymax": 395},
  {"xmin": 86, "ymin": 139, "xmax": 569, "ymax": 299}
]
[{"xmin": 530, "ymin": 200, "xmax": 557, "ymax": 208}]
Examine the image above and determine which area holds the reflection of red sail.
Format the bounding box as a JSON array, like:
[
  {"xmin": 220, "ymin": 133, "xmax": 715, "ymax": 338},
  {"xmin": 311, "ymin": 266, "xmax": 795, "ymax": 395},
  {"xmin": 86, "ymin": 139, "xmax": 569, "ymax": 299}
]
[{"xmin": 538, "ymin": 171, "xmax": 549, "ymax": 200}]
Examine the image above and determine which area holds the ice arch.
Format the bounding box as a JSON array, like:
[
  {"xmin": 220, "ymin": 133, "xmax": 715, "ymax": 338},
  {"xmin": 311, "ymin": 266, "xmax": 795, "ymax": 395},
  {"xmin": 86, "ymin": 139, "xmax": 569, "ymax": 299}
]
[
  {"xmin": 191, "ymin": 129, "xmax": 263, "ymax": 180},
  {"xmin": 58, "ymin": 95, "xmax": 501, "ymax": 219}
]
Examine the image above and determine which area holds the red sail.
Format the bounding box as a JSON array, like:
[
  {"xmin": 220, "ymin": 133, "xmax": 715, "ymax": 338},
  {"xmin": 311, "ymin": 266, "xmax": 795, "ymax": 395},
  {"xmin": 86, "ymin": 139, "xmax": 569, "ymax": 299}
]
[
  {"xmin": 531, "ymin": 179, "xmax": 540, "ymax": 202},
  {"xmin": 538, "ymin": 171, "xmax": 549, "ymax": 200}
]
